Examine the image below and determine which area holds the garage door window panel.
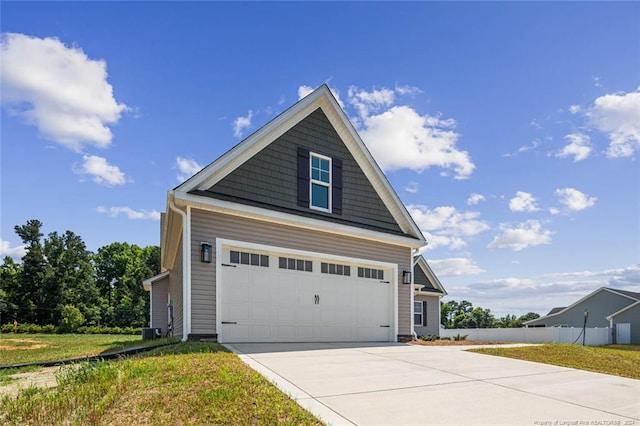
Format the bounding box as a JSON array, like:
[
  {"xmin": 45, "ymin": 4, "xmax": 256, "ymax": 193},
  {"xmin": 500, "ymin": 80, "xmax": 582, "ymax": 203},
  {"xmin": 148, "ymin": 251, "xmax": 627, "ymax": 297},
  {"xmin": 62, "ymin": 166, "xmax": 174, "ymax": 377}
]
[
  {"xmin": 230, "ymin": 250, "xmax": 269, "ymax": 267},
  {"xmin": 279, "ymin": 256, "xmax": 313, "ymax": 272}
]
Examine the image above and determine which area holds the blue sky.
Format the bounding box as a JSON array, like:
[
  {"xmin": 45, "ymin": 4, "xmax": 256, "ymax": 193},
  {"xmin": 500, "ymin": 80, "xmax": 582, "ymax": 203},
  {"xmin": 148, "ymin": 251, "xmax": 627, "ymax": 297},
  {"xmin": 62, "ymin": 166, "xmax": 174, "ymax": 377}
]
[{"xmin": 2, "ymin": 2, "xmax": 639, "ymax": 317}]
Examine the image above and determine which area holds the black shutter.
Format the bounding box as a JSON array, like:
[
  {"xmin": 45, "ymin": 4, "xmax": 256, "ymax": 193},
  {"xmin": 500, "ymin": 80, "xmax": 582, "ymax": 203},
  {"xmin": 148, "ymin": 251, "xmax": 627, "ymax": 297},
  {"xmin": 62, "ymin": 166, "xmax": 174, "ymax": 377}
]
[
  {"xmin": 422, "ymin": 301, "xmax": 427, "ymax": 326},
  {"xmin": 332, "ymin": 158, "xmax": 342, "ymax": 215},
  {"xmin": 297, "ymin": 147, "xmax": 310, "ymax": 207}
]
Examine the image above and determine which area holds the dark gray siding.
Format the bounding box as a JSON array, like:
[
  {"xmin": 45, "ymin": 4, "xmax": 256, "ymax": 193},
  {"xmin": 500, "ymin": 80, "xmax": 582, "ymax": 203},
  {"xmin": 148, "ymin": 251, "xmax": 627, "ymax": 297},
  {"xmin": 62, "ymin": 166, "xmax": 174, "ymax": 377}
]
[
  {"xmin": 414, "ymin": 263, "xmax": 438, "ymax": 292},
  {"xmin": 612, "ymin": 303, "xmax": 640, "ymax": 344},
  {"xmin": 150, "ymin": 276, "xmax": 169, "ymax": 335},
  {"xmin": 527, "ymin": 290, "xmax": 635, "ymax": 328},
  {"xmin": 190, "ymin": 208, "xmax": 413, "ymax": 337},
  {"xmin": 201, "ymin": 108, "xmax": 403, "ymax": 235}
]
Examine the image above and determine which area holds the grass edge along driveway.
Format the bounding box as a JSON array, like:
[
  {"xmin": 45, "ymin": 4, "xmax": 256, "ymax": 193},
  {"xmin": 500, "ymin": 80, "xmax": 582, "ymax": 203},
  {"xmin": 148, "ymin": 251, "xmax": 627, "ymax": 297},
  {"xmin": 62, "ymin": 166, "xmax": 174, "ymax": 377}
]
[
  {"xmin": 469, "ymin": 343, "xmax": 640, "ymax": 380},
  {"xmin": 0, "ymin": 342, "xmax": 323, "ymax": 426}
]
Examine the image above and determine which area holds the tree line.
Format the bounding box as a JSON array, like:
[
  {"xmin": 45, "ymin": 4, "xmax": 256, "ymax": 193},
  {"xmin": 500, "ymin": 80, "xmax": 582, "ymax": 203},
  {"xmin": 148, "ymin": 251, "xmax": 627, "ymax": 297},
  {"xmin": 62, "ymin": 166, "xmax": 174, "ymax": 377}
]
[
  {"xmin": 440, "ymin": 300, "xmax": 540, "ymax": 329},
  {"xmin": 0, "ymin": 219, "xmax": 159, "ymax": 329}
]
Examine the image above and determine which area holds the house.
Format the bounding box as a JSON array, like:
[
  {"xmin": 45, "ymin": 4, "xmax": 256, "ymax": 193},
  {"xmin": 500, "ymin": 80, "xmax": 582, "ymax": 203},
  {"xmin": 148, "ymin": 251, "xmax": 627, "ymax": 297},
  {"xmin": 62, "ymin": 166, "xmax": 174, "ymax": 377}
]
[
  {"xmin": 525, "ymin": 287, "xmax": 640, "ymax": 343},
  {"xmin": 607, "ymin": 301, "xmax": 640, "ymax": 344},
  {"xmin": 143, "ymin": 85, "xmax": 429, "ymax": 343},
  {"xmin": 413, "ymin": 255, "xmax": 447, "ymax": 337}
]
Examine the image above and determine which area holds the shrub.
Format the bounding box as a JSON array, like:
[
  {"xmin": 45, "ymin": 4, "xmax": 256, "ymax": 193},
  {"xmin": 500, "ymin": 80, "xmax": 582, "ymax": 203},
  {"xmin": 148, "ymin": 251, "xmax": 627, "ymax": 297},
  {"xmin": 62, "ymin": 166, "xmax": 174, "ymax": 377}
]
[
  {"xmin": 1, "ymin": 323, "xmax": 14, "ymax": 333},
  {"xmin": 58, "ymin": 305, "xmax": 86, "ymax": 333},
  {"xmin": 419, "ymin": 334, "xmax": 438, "ymax": 342},
  {"xmin": 42, "ymin": 324, "xmax": 56, "ymax": 333},
  {"xmin": 452, "ymin": 333, "xmax": 469, "ymax": 341}
]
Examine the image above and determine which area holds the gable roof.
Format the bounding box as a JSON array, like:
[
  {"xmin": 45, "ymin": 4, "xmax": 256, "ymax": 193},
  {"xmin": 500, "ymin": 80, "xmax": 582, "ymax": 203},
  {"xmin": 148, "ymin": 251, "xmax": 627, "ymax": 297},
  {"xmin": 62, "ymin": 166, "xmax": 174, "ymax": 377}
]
[
  {"xmin": 524, "ymin": 287, "xmax": 640, "ymax": 325},
  {"xmin": 547, "ymin": 307, "xmax": 566, "ymax": 316},
  {"xmin": 606, "ymin": 300, "xmax": 640, "ymax": 320},
  {"xmin": 413, "ymin": 255, "xmax": 447, "ymax": 295},
  {"xmin": 173, "ymin": 84, "xmax": 424, "ymax": 244}
]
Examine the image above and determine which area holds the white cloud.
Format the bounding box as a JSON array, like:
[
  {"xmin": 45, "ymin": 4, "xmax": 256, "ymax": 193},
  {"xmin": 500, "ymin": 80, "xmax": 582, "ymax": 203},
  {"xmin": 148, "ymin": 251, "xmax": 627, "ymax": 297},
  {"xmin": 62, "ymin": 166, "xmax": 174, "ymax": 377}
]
[
  {"xmin": 298, "ymin": 85, "xmax": 314, "ymax": 99},
  {"xmin": 96, "ymin": 206, "xmax": 161, "ymax": 220},
  {"xmin": 0, "ymin": 240, "xmax": 26, "ymax": 259},
  {"xmin": 395, "ymin": 84, "xmax": 422, "ymax": 96},
  {"xmin": 488, "ymin": 220, "xmax": 553, "ymax": 251},
  {"xmin": 348, "ymin": 86, "xmax": 395, "ymax": 118},
  {"xmin": 297, "ymin": 84, "xmax": 345, "ymax": 108},
  {"xmin": 176, "ymin": 156, "xmax": 203, "ymax": 182},
  {"xmin": 568, "ymin": 105, "xmax": 581, "ymax": 114},
  {"xmin": 556, "ymin": 133, "xmax": 592, "ymax": 162},
  {"xmin": 409, "ymin": 205, "xmax": 490, "ymax": 250},
  {"xmin": 295, "ymin": 84, "xmax": 474, "ymax": 178},
  {"xmin": 233, "ymin": 110, "xmax": 253, "ymax": 138},
  {"xmin": 467, "ymin": 193, "xmax": 485, "ymax": 205},
  {"xmin": 0, "ymin": 33, "xmax": 128, "ymax": 151},
  {"xmin": 509, "ymin": 191, "xmax": 539, "ymax": 213},
  {"xmin": 503, "ymin": 139, "xmax": 542, "ymax": 157},
  {"xmin": 428, "ymin": 257, "xmax": 485, "ymax": 276},
  {"xmin": 554, "ymin": 187, "xmax": 597, "ymax": 212},
  {"xmin": 74, "ymin": 154, "xmax": 126, "ymax": 186},
  {"xmin": 404, "ymin": 181, "xmax": 419, "ymax": 193},
  {"xmin": 358, "ymin": 105, "xmax": 474, "ymax": 179},
  {"xmin": 586, "ymin": 87, "xmax": 640, "ymax": 158},
  {"xmin": 421, "ymin": 232, "xmax": 467, "ymax": 250}
]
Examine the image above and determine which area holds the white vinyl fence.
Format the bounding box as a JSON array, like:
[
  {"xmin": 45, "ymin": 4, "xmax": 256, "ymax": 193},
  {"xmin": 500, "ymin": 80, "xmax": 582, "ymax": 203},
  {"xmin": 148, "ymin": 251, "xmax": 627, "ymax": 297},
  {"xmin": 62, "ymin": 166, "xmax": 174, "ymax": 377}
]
[{"xmin": 439, "ymin": 327, "xmax": 611, "ymax": 346}]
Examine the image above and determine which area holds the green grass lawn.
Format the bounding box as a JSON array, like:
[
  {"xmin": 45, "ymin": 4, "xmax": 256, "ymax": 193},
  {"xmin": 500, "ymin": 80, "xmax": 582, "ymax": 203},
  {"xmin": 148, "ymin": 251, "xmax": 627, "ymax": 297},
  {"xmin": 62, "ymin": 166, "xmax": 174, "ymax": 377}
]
[
  {"xmin": 0, "ymin": 342, "xmax": 323, "ymax": 426},
  {"xmin": 0, "ymin": 334, "xmax": 175, "ymax": 365},
  {"xmin": 470, "ymin": 344, "xmax": 640, "ymax": 380}
]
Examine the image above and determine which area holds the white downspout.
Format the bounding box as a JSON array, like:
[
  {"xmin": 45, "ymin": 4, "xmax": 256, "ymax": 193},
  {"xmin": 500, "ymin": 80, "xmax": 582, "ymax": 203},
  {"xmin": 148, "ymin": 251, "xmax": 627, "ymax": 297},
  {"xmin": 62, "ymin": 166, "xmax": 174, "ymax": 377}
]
[
  {"xmin": 410, "ymin": 249, "xmax": 419, "ymax": 341},
  {"xmin": 169, "ymin": 200, "xmax": 190, "ymax": 342}
]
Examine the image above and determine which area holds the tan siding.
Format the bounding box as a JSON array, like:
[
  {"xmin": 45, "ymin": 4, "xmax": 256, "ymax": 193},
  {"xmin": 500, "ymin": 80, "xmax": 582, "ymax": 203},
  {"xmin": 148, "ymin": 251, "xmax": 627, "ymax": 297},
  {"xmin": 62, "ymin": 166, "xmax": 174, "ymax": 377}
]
[
  {"xmin": 414, "ymin": 294, "xmax": 441, "ymax": 336},
  {"xmin": 151, "ymin": 277, "xmax": 169, "ymax": 335},
  {"xmin": 169, "ymin": 239, "xmax": 184, "ymax": 338},
  {"xmin": 190, "ymin": 208, "xmax": 413, "ymax": 336}
]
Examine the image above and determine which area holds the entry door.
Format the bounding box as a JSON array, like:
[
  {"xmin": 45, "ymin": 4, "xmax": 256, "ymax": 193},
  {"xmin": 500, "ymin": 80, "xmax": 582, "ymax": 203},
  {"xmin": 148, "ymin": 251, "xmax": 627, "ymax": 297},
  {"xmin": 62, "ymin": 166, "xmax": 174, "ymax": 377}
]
[{"xmin": 616, "ymin": 323, "xmax": 631, "ymax": 344}]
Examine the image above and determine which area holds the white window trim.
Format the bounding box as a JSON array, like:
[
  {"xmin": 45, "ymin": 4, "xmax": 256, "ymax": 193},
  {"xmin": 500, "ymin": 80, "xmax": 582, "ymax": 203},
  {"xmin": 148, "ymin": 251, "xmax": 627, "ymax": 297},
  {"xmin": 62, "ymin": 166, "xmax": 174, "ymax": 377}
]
[
  {"xmin": 309, "ymin": 152, "xmax": 332, "ymax": 213},
  {"xmin": 414, "ymin": 301, "xmax": 423, "ymax": 326}
]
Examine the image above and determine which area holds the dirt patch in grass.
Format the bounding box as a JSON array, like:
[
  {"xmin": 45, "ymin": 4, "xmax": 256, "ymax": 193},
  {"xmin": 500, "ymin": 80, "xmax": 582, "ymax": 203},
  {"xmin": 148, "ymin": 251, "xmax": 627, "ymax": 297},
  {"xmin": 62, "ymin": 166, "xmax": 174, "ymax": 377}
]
[
  {"xmin": 0, "ymin": 344, "xmax": 48, "ymax": 351},
  {"xmin": 0, "ymin": 367, "xmax": 60, "ymax": 398}
]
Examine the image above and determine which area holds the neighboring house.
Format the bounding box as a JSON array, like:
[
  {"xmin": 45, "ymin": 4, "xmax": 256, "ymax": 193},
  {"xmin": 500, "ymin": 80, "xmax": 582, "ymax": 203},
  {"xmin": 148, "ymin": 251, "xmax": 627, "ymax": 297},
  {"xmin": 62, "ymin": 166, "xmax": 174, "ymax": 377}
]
[
  {"xmin": 413, "ymin": 255, "xmax": 447, "ymax": 337},
  {"xmin": 607, "ymin": 301, "xmax": 640, "ymax": 344},
  {"xmin": 143, "ymin": 85, "xmax": 426, "ymax": 343},
  {"xmin": 525, "ymin": 287, "xmax": 640, "ymax": 343}
]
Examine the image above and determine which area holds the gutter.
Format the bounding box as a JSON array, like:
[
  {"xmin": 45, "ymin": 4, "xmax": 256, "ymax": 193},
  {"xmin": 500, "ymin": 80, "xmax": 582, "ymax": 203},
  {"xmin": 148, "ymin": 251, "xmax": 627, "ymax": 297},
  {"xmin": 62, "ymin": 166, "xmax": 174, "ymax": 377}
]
[{"xmin": 169, "ymin": 198, "xmax": 191, "ymax": 342}]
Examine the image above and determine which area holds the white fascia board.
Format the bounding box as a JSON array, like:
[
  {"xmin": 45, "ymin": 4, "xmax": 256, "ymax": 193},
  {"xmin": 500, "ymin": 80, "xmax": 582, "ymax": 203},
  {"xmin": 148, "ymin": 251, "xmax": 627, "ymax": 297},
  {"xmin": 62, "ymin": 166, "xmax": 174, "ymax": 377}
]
[
  {"xmin": 142, "ymin": 270, "xmax": 170, "ymax": 292},
  {"xmin": 415, "ymin": 255, "xmax": 447, "ymax": 295},
  {"xmin": 174, "ymin": 191, "xmax": 425, "ymax": 249},
  {"xmin": 175, "ymin": 85, "xmax": 424, "ymax": 243}
]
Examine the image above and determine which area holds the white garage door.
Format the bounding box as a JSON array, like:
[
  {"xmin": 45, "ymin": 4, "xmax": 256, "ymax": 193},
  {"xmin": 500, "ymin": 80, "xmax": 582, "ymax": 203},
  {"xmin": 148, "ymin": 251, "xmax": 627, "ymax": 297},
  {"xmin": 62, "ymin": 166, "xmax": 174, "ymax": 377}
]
[{"xmin": 218, "ymin": 245, "xmax": 394, "ymax": 343}]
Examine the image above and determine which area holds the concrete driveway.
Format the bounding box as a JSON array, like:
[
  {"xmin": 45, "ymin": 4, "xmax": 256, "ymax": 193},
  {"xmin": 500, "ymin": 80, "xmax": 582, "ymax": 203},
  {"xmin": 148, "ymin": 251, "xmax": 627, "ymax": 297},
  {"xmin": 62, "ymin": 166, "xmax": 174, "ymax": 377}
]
[{"xmin": 227, "ymin": 342, "xmax": 640, "ymax": 426}]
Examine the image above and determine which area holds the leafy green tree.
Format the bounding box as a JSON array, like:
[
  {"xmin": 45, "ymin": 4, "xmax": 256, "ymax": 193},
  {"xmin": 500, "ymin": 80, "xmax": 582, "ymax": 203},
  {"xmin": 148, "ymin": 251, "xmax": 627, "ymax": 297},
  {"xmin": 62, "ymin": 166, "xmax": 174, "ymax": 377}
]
[
  {"xmin": 0, "ymin": 257, "xmax": 22, "ymax": 323},
  {"xmin": 44, "ymin": 231, "xmax": 101, "ymax": 326},
  {"xmin": 59, "ymin": 304, "xmax": 85, "ymax": 333},
  {"xmin": 94, "ymin": 242, "xmax": 159, "ymax": 327},
  {"xmin": 14, "ymin": 220, "xmax": 48, "ymax": 324}
]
